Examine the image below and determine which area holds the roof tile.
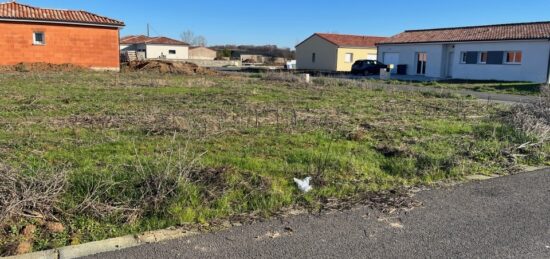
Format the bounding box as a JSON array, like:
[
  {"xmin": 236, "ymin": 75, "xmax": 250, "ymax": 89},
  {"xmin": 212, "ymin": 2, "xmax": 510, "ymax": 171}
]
[
  {"xmin": 313, "ymin": 33, "xmax": 388, "ymax": 48},
  {"xmin": 379, "ymin": 21, "xmax": 550, "ymax": 44},
  {"xmin": 120, "ymin": 35, "xmax": 189, "ymax": 46},
  {"xmin": 0, "ymin": 1, "xmax": 124, "ymax": 27}
]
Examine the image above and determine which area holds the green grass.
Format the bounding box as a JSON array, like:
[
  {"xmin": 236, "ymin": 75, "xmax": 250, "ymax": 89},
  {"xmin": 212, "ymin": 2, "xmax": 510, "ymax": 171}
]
[
  {"xmin": 391, "ymin": 79, "xmax": 542, "ymax": 95},
  {"xmin": 418, "ymin": 79, "xmax": 543, "ymax": 95},
  {"xmin": 0, "ymin": 71, "xmax": 547, "ymax": 254}
]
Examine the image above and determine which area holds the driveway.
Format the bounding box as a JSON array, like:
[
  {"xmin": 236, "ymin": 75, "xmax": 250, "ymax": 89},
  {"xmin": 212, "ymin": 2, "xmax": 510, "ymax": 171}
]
[{"xmin": 86, "ymin": 168, "xmax": 550, "ymax": 259}]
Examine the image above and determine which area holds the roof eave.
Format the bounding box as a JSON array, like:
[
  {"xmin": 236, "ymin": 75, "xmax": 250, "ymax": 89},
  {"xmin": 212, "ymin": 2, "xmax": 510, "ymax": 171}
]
[
  {"xmin": 377, "ymin": 37, "xmax": 550, "ymax": 45},
  {"xmin": 0, "ymin": 17, "xmax": 125, "ymax": 28},
  {"xmin": 144, "ymin": 43, "xmax": 190, "ymax": 46},
  {"xmin": 337, "ymin": 45, "xmax": 377, "ymax": 49}
]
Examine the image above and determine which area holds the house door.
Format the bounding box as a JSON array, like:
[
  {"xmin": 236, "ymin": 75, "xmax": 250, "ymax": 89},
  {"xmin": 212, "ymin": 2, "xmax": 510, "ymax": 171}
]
[
  {"xmin": 416, "ymin": 52, "xmax": 427, "ymax": 75},
  {"xmin": 446, "ymin": 52, "xmax": 454, "ymax": 78},
  {"xmin": 383, "ymin": 53, "xmax": 400, "ymax": 74}
]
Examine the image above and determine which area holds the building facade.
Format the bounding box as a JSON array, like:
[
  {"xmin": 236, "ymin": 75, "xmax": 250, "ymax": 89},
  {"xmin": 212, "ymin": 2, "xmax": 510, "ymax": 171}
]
[
  {"xmin": 189, "ymin": 47, "xmax": 217, "ymax": 60},
  {"xmin": 296, "ymin": 33, "xmax": 387, "ymax": 72},
  {"xmin": 120, "ymin": 35, "xmax": 189, "ymax": 60},
  {"xmin": 0, "ymin": 2, "xmax": 124, "ymax": 70},
  {"xmin": 378, "ymin": 22, "xmax": 550, "ymax": 83}
]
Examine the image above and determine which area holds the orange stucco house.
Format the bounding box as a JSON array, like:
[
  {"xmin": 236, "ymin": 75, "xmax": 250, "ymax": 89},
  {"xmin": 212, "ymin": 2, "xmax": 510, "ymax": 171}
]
[{"xmin": 0, "ymin": 1, "xmax": 124, "ymax": 70}]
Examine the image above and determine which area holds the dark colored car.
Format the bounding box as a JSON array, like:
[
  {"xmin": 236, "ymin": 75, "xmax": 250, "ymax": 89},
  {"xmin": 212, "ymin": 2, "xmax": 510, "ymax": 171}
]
[{"xmin": 351, "ymin": 60, "xmax": 388, "ymax": 75}]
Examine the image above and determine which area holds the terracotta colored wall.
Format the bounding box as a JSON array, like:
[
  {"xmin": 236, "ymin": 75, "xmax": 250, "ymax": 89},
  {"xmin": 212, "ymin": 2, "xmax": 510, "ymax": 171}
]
[{"xmin": 0, "ymin": 22, "xmax": 120, "ymax": 69}]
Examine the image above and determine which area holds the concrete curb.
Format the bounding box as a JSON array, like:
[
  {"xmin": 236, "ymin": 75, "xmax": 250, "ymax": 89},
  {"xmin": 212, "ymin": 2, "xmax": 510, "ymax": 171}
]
[
  {"xmin": 6, "ymin": 167, "xmax": 548, "ymax": 259},
  {"xmin": 4, "ymin": 228, "xmax": 197, "ymax": 259}
]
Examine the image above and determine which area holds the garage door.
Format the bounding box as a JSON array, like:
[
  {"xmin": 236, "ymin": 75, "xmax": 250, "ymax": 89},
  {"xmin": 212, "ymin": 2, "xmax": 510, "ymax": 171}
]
[{"xmin": 383, "ymin": 53, "xmax": 400, "ymax": 74}]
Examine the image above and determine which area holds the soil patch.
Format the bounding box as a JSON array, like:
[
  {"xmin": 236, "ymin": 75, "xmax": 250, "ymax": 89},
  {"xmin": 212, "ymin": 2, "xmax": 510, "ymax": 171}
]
[
  {"xmin": 0, "ymin": 63, "xmax": 85, "ymax": 72},
  {"xmin": 124, "ymin": 60, "xmax": 216, "ymax": 75}
]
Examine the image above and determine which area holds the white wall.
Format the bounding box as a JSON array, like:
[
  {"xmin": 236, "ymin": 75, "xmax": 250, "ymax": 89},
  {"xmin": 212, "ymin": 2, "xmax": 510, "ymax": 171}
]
[
  {"xmin": 452, "ymin": 40, "xmax": 550, "ymax": 83},
  {"xmin": 296, "ymin": 35, "xmax": 337, "ymax": 71},
  {"xmin": 378, "ymin": 40, "xmax": 550, "ymax": 83},
  {"xmin": 377, "ymin": 44, "xmax": 445, "ymax": 78},
  {"xmin": 146, "ymin": 44, "xmax": 189, "ymax": 60},
  {"xmin": 120, "ymin": 44, "xmax": 131, "ymax": 51}
]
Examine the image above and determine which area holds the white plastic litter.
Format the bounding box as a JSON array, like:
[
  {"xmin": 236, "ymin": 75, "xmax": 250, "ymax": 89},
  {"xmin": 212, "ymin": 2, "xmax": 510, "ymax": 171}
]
[{"xmin": 293, "ymin": 177, "xmax": 313, "ymax": 193}]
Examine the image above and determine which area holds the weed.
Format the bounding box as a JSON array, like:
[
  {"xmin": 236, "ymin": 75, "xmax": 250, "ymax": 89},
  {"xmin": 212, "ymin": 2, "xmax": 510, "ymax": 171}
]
[{"xmin": 0, "ymin": 164, "xmax": 67, "ymax": 223}]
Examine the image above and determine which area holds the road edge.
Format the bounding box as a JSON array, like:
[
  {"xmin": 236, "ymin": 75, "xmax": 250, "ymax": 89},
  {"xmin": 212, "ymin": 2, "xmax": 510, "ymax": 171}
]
[
  {"xmin": 4, "ymin": 229, "xmax": 198, "ymax": 259},
  {"xmin": 5, "ymin": 167, "xmax": 548, "ymax": 259}
]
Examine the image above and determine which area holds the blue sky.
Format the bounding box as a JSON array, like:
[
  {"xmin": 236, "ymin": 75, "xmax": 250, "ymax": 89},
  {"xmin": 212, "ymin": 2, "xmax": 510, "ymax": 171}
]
[{"xmin": 23, "ymin": 0, "xmax": 550, "ymax": 48}]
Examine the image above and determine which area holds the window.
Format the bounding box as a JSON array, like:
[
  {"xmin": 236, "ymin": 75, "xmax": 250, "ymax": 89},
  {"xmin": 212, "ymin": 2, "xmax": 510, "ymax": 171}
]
[
  {"xmin": 312, "ymin": 53, "xmax": 316, "ymax": 63},
  {"xmin": 344, "ymin": 53, "xmax": 354, "ymax": 63},
  {"xmin": 505, "ymin": 51, "xmax": 522, "ymax": 64},
  {"xmin": 460, "ymin": 52, "xmax": 467, "ymax": 64},
  {"xmin": 169, "ymin": 50, "xmax": 176, "ymax": 55},
  {"xmin": 33, "ymin": 32, "xmax": 45, "ymax": 45},
  {"xmin": 416, "ymin": 52, "xmax": 427, "ymax": 75},
  {"xmin": 479, "ymin": 52, "xmax": 488, "ymax": 64}
]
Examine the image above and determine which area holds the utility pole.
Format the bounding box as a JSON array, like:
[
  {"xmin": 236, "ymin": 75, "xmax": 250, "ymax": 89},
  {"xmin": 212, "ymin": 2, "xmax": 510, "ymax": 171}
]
[{"xmin": 147, "ymin": 23, "xmax": 150, "ymax": 37}]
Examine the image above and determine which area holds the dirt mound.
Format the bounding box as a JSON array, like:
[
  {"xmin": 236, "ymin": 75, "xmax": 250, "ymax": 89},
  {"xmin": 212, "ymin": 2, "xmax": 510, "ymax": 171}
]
[
  {"xmin": 0, "ymin": 62, "xmax": 84, "ymax": 72},
  {"xmin": 125, "ymin": 60, "xmax": 216, "ymax": 75}
]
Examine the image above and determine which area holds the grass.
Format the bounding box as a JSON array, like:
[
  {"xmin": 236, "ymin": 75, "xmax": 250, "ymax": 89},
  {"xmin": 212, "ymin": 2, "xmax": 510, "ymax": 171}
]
[
  {"xmin": 0, "ymin": 71, "xmax": 548, "ymax": 255},
  {"xmin": 418, "ymin": 79, "xmax": 543, "ymax": 96},
  {"xmin": 376, "ymin": 78, "xmax": 543, "ymax": 96}
]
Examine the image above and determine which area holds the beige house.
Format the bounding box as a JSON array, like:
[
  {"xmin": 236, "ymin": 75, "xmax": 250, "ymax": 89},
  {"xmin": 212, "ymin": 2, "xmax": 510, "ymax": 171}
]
[
  {"xmin": 296, "ymin": 33, "xmax": 387, "ymax": 72},
  {"xmin": 189, "ymin": 47, "xmax": 217, "ymax": 60}
]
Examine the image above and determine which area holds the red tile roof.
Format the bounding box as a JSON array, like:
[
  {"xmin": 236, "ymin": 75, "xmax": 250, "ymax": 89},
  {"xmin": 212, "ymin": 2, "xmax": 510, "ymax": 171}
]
[
  {"xmin": 0, "ymin": 1, "xmax": 124, "ymax": 27},
  {"xmin": 120, "ymin": 35, "xmax": 189, "ymax": 46},
  {"xmin": 120, "ymin": 35, "xmax": 151, "ymax": 44},
  {"xmin": 297, "ymin": 33, "xmax": 388, "ymax": 48},
  {"xmin": 379, "ymin": 21, "xmax": 550, "ymax": 44}
]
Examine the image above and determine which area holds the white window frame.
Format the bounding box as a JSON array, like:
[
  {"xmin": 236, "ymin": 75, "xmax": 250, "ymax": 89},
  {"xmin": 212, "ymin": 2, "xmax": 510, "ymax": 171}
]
[
  {"xmin": 460, "ymin": 52, "xmax": 467, "ymax": 64},
  {"xmin": 33, "ymin": 32, "xmax": 45, "ymax": 45},
  {"xmin": 479, "ymin": 51, "xmax": 488, "ymax": 64},
  {"xmin": 504, "ymin": 51, "xmax": 522, "ymax": 64},
  {"xmin": 344, "ymin": 53, "xmax": 354, "ymax": 63}
]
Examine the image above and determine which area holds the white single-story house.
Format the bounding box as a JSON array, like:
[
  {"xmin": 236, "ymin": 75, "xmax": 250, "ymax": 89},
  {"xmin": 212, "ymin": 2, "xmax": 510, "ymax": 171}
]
[
  {"xmin": 120, "ymin": 35, "xmax": 189, "ymax": 60},
  {"xmin": 296, "ymin": 33, "xmax": 388, "ymax": 72},
  {"xmin": 377, "ymin": 21, "xmax": 550, "ymax": 83}
]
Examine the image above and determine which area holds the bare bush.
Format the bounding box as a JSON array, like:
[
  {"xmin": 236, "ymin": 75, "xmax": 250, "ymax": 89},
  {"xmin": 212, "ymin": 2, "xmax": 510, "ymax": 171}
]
[
  {"xmin": 503, "ymin": 93, "xmax": 550, "ymax": 143},
  {"xmin": 0, "ymin": 164, "xmax": 67, "ymax": 223},
  {"xmin": 72, "ymin": 139, "xmax": 204, "ymax": 222},
  {"xmin": 261, "ymin": 72, "xmax": 304, "ymax": 83},
  {"xmin": 133, "ymin": 142, "xmax": 205, "ymax": 213}
]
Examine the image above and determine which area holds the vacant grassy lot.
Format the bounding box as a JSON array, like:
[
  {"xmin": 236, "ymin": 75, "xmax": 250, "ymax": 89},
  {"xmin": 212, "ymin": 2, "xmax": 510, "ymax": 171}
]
[
  {"xmin": 0, "ymin": 71, "xmax": 547, "ymax": 254},
  {"xmin": 407, "ymin": 79, "xmax": 541, "ymax": 96}
]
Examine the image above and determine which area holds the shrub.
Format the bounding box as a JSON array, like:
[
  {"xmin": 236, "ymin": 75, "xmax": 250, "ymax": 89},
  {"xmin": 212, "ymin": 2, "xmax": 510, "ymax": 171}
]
[
  {"xmin": 0, "ymin": 164, "xmax": 67, "ymax": 223},
  {"xmin": 502, "ymin": 92, "xmax": 550, "ymax": 143}
]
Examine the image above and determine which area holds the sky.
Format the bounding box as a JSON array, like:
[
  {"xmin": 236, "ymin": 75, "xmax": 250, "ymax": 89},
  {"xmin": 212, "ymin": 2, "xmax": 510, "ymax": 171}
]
[{"xmin": 21, "ymin": 0, "xmax": 550, "ymax": 48}]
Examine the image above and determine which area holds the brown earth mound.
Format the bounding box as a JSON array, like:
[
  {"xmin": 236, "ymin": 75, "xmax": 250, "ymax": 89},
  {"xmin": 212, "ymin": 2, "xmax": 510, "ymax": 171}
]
[
  {"xmin": 0, "ymin": 63, "xmax": 84, "ymax": 72},
  {"xmin": 125, "ymin": 60, "xmax": 216, "ymax": 75}
]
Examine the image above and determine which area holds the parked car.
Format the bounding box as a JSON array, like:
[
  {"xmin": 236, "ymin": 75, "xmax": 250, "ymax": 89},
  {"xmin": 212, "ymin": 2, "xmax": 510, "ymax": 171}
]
[{"xmin": 351, "ymin": 60, "xmax": 388, "ymax": 75}]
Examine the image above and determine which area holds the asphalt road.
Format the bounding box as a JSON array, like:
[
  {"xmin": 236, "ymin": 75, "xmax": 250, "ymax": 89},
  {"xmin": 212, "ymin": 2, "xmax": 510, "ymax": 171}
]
[{"xmin": 87, "ymin": 168, "xmax": 550, "ymax": 259}]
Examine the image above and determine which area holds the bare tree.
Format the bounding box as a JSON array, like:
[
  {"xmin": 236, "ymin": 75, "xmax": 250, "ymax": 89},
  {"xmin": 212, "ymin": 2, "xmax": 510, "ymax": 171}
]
[
  {"xmin": 180, "ymin": 30, "xmax": 208, "ymax": 47},
  {"xmin": 194, "ymin": 35, "xmax": 207, "ymax": 47},
  {"xmin": 180, "ymin": 30, "xmax": 195, "ymax": 45}
]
